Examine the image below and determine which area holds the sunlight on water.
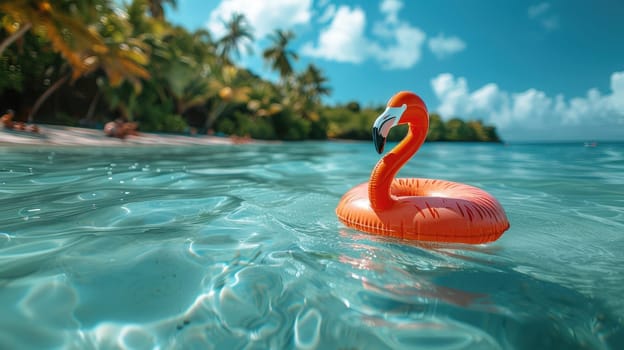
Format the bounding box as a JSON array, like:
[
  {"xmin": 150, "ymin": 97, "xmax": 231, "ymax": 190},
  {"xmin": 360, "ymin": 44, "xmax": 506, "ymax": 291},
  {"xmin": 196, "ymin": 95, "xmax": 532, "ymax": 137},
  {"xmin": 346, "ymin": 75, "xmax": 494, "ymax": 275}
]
[{"xmin": 1, "ymin": 142, "xmax": 623, "ymax": 349}]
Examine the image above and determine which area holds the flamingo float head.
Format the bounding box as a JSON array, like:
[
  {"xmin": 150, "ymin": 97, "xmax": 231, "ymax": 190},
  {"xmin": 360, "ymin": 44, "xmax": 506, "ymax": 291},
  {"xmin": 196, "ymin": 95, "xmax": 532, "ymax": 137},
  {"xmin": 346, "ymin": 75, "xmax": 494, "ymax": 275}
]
[{"xmin": 372, "ymin": 91, "xmax": 429, "ymax": 154}]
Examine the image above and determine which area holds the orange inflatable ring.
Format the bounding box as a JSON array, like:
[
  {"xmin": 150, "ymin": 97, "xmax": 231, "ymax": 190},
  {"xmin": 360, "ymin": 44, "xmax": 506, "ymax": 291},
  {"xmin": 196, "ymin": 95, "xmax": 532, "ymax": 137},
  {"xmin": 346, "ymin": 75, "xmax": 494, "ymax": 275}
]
[{"xmin": 336, "ymin": 91, "xmax": 510, "ymax": 244}]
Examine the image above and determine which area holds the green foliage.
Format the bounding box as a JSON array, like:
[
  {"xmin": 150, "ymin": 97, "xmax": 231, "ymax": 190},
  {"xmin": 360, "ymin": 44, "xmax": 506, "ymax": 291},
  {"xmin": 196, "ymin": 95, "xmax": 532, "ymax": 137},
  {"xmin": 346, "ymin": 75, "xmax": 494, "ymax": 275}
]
[
  {"xmin": 321, "ymin": 105, "xmax": 501, "ymax": 142},
  {"xmin": 0, "ymin": 31, "xmax": 61, "ymax": 97},
  {"xmin": 271, "ymin": 110, "xmax": 311, "ymax": 140},
  {"xmin": 0, "ymin": 53, "xmax": 23, "ymax": 92},
  {"xmin": 439, "ymin": 118, "xmax": 501, "ymax": 142},
  {"xmin": 467, "ymin": 120, "xmax": 500, "ymax": 142},
  {"xmin": 308, "ymin": 116, "xmax": 329, "ymax": 140},
  {"xmin": 345, "ymin": 101, "xmax": 361, "ymax": 113},
  {"xmin": 321, "ymin": 105, "xmax": 377, "ymax": 139},
  {"xmin": 143, "ymin": 113, "xmax": 187, "ymax": 133},
  {"xmin": 388, "ymin": 124, "xmax": 408, "ymax": 141},
  {"xmin": 263, "ymin": 29, "xmax": 298, "ymax": 80},
  {"xmin": 445, "ymin": 118, "xmax": 475, "ymax": 141},
  {"xmin": 130, "ymin": 89, "xmax": 187, "ymax": 132},
  {"xmin": 427, "ymin": 113, "xmax": 445, "ymax": 141},
  {"xmin": 216, "ymin": 13, "xmax": 253, "ymax": 60},
  {"xmin": 249, "ymin": 118, "xmax": 277, "ymax": 139},
  {"xmin": 215, "ymin": 111, "xmax": 276, "ymax": 139}
]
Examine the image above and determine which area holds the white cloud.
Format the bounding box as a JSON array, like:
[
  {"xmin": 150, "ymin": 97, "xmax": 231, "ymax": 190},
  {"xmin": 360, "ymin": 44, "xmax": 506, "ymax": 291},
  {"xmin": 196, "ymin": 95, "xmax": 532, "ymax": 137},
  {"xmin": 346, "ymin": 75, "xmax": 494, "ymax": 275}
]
[
  {"xmin": 528, "ymin": 2, "xmax": 550, "ymax": 18},
  {"xmin": 301, "ymin": 6, "xmax": 368, "ymax": 63},
  {"xmin": 527, "ymin": 2, "xmax": 559, "ymax": 31},
  {"xmin": 206, "ymin": 0, "xmax": 312, "ymax": 40},
  {"xmin": 540, "ymin": 16, "xmax": 559, "ymax": 30},
  {"xmin": 428, "ymin": 33, "xmax": 467, "ymax": 59},
  {"xmin": 610, "ymin": 71, "xmax": 624, "ymax": 111},
  {"xmin": 380, "ymin": 23, "xmax": 426, "ymax": 69},
  {"xmin": 431, "ymin": 73, "xmax": 470, "ymax": 117},
  {"xmin": 371, "ymin": 21, "xmax": 426, "ymax": 69},
  {"xmin": 317, "ymin": 4, "xmax": 336, "ymax": 24},
  {"xmin": 430, "ymin": 72, "xmax": 624, "ymax": 140},
  {"xmin": 302, "ymin": 0, "xmax": 426, "ymax": 70},
  {"xmin": 380, "ymin": 0, "xmax": 403, "ymax": 24}
]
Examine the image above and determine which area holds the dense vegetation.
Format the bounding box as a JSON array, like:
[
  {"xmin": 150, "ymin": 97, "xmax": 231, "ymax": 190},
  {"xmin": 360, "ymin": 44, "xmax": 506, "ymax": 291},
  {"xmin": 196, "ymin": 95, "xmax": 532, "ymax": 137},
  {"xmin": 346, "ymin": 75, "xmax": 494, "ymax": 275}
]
[{"xmin": 0, "ymin": 0, "xmax": 501, "ymax": 142}]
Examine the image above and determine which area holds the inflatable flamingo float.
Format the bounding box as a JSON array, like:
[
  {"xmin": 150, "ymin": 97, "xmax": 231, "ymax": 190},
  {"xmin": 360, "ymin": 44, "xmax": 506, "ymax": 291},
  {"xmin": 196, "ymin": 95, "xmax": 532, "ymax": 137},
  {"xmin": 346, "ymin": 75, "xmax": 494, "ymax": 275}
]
[{"xmin": 336, "ymin": 91, "xmax": 509, "ymax": 244}]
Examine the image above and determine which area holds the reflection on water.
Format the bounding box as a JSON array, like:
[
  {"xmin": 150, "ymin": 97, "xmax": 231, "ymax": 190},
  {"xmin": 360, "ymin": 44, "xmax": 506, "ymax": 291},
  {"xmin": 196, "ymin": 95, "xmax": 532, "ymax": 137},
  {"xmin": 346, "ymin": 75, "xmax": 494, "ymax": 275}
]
[{"xmin": 0, "ymin": 142, "xmax": 623, "ymax": 349}]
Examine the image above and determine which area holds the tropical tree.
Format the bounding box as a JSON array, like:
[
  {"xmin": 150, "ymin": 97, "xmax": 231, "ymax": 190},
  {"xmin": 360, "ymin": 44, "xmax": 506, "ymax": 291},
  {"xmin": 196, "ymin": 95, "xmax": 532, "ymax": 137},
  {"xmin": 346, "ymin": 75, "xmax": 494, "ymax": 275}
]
[
  {"xmin": 213, "ymin": 79, "xmax": 283, "ymax": 139},
  {"xmin": 25, "ymin": 1, "xmax": 151, "ymax": 122},
  {"xmin": 281, "ymin": 63, "xmax": 329, "ymax": 123},
  {"xmin": 150, "ymin": 27, "xmax": 211, "ymax": 115},
  {"xmin": 297, "ymin": 64, "xmax": 331, "ymax": 104},
  {"xmin": 0, "ymin": 0, "xmax": 107, "ymax": 122},
  {"xmin": 245, "ymin": 80, "xmax": 283, "ymax": 118},
  {"xmin": 427, "ymin": 113, "xmax": 445, "ymax": 141},
  {"xmin": 0, "ymin": 8, "xmax": 33, "ymax": 55},
  {"xmin": 146, "ymin": 0, "xmax": 177, "ymax": 20},
  {"xmin": 467, "ymin": 120, "xmax": 500, "ymax": 142},
  {"xmin": 262, "ymin": 29, "xmax": 298, "ymax": 81},
  {"xmin": 216, "ymin": 13, "xmax": 254, "ymax": 62},
  {"xmin": 444, "ymin": 117, "xmax": 476, "ymax": 141},
  {"xmin": 204, "ymin": 65, "xmax": 252, "ymax": 131},
  {"xmin": 0, "ymin": 29, "xmax": 58, "ymax": 94},
  {"xmin": 0, "ymin": 0, "xmax": 106, "ymax": 76}
]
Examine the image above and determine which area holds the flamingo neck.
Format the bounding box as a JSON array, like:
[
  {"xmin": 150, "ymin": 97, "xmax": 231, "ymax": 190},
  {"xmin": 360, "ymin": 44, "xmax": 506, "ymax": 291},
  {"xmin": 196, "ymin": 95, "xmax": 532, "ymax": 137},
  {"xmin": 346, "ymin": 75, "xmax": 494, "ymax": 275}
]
[{"xmin": 368, "ymin": 123, "xmax": 426, "ymax": 210}]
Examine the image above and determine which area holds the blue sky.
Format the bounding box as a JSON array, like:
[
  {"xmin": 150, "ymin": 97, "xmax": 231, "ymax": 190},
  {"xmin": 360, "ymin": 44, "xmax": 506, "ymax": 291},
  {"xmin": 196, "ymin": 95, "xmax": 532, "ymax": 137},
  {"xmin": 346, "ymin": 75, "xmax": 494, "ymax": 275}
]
[{"xmin": 166, "ymin": 0, "xmax": 624, "ymax": 141}]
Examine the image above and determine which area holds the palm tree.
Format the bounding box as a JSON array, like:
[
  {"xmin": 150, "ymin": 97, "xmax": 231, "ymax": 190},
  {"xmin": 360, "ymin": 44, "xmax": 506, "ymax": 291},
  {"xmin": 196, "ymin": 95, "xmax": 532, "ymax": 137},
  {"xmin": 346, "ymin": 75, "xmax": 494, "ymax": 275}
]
[
  {"xmin": 146, "ymin": 0, "xmax": 177, "ymax": 20},
  {"xmin": 158, "ymin": 28, "xmax": 214, "ymax": 116},
  {"xmin": 298, "ymin": 64, "xmax": 331, "ymax": 103},
  {"xmin": 262, "ymin": 29, "xmax": 298, "ymax": 81},
  {"xmin": 216, "ymin": 13, "xmax": 254, "ymax": 62},
  {"xmin": 0, "ymin": 0, "xmax": 106, "ymax": 77},
  {"xmin": 287, "ymin": 64, "xmax": 331, "ymax": 122},
  {"xmin": 0, "ymin": 17, "xmax": 32, "ymax": 55},
  {"xmin": 25, "ymin": 1, "xmax": 151, "ymax": 122},
  {"xmin": 29, "ymin": 38, "xmax": 151, "ymax": 122},
  {"xmin": 204, "ymin": 65, "xmax": 251, "ymax": 131},
  {"xmin": 0, "ymin": 0, "xmax": 107, "ymax": 122}
]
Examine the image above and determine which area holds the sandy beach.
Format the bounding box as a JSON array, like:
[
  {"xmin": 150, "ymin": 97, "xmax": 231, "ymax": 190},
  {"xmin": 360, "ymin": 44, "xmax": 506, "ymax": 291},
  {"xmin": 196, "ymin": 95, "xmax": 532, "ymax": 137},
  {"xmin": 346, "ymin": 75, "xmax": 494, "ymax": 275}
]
[{"xmin": 0, "ymin": 124, "xmax": 238, "ymax": 147}]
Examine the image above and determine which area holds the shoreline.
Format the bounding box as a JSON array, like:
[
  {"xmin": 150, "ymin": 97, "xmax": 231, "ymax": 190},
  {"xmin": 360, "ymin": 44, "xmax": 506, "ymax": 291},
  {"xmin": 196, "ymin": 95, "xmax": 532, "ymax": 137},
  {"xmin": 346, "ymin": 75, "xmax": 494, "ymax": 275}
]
[
  {"xmin": 0, "ymin": 124, "xmax": 239, "ymax": 147},
  {"xmin": 3, "ymin": 125, "xmax": 608, "ymax": 147}
]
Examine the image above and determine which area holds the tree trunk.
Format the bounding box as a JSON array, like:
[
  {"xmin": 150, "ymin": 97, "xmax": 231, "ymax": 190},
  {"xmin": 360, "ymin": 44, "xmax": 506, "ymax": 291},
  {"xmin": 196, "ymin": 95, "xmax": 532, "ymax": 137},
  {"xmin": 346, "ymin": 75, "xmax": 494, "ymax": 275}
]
[
  {"xmin": 28, "ymin": 73, "xmax": 70, "ymax": 123},
  {"xmin": 85, "ymin": 90, "xmax": 101, "ymax": 122},
  {"xmin": 204, "ymin": 101, "xmax": 226, "ymax": 131},
  {"xmin": 0, "ymin": 22, "xmax": 32, "ymax": 56}
]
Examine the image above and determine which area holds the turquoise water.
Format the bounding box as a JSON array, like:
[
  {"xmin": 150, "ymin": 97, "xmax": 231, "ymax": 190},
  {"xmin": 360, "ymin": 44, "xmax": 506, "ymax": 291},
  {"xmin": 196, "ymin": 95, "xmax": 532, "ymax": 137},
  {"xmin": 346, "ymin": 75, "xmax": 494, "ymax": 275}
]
[{"xmin": 1, "ymin": 141, "xmax": 623, "ymax": 349}]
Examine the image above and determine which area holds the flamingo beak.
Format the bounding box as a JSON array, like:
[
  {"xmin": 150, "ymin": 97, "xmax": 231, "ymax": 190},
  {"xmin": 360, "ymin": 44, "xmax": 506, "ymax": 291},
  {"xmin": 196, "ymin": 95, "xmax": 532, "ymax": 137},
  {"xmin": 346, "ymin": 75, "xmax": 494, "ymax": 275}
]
[
  {"xmin": 372, "ymin": 123, "xmax": 390, "ymax": 154},
  {"xmin": 372, "ymin": 105, "xmax": 406, "ymax": 154}
]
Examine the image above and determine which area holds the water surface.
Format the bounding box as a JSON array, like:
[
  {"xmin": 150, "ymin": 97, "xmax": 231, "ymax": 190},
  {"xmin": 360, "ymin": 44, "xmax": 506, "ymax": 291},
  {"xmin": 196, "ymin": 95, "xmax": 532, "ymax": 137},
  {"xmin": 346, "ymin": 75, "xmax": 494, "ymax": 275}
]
[{"xmin": 1, "ymin": 141, "xmax": 623, "ymax": 349}]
